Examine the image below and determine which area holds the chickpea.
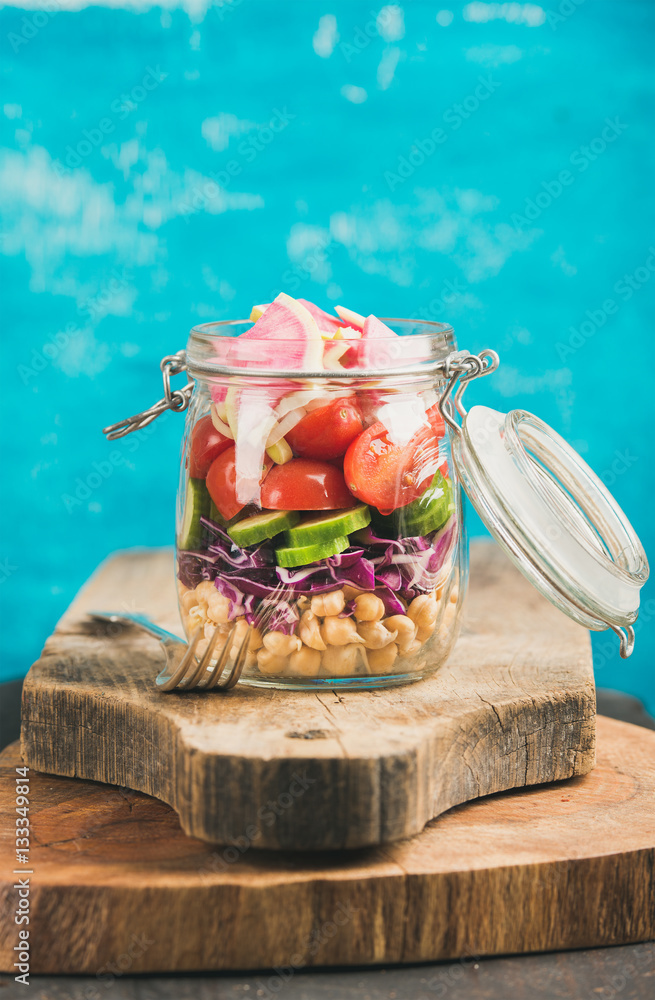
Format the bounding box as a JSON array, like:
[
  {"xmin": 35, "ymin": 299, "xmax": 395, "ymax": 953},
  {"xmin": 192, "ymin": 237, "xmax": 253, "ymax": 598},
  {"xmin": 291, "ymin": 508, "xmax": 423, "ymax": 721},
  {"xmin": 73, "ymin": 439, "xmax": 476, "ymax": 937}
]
[
  {"xmin": 298, "ymin": 611, "xmax": 327, "ymax": 651},
  {"xmin": 322, "ymin": 643, "xmax": 366, "ymax": 678},
  {"xmin": 357, "ymin": 620, "xmax": 398, "ymax": 649},
  {"xmin": 353, "ymin": 593, "xmax": 385, "ymax": 622},
  {"xmin": 257, "ymin": 649, "xmax": 288, "ymax": 676},
  {"xmin": 367, "ymin": 643, "xmax": 398, "ymax": 674},
  {"xmin": 195, "ymin": 580, "xmax": 217, "ymax": 607},
  {"xmin": 311, "ymin": 589, "xmax": 346, "ymax": 617},
  {"xmin": 263, "ymin": 631, "xmax": 302, "ymax": 656},
  {"xmin": 185, "ymin": 611, "xmax": 204, "ymax": 636},
  {"xmin": 416, "ymin": 620, "xmax": 436, "ymax": 645},
  {"xmin": 402, "ymin": 639, "xmax": 423, "ymax": 657},
  {"xmin": 383, "ymin": 615, "xmax": 417, "ymax": 653},
  {"xmin": 449, "ymin": 586, "xmax": 459, "ymax": 604},
  {"xmin": 206, "ymin": 591, "xmax": 231, "ymax": 625},
  {"xmin": 321, "ymin": 616, "xmax": 363, "ymax": 646},
  {"xmin": 407, "ymin": 595, "xmax": 439, "ymax": 629},
  {"xmin": 244, "ymin": 649, "xmax": 258, "ymax": 672},
  {"xmin": 342, "ymin": 584, "xmax": 364, "ymax": 601},
  {"xmin": 248, "ymin": 627, "xmax": 264, "ymax": 651},
  {"xmin": 229, "ymin": 617, "xmax": 251, "ymax": 650},
  {"xmin": 180, "ymin": 589, "xmax": 197, "ymax": 613},
  {"xmin": 288, "ymin": 645, "xmax": 322, "ymax": 678}
]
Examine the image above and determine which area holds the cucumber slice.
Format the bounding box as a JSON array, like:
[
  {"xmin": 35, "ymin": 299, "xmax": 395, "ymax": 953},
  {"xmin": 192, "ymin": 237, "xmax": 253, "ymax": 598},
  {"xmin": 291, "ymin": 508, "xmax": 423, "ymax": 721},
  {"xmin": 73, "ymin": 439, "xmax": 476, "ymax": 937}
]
[
  {"xmin": 207, "ymin": 501, "xmax": 244, "ymax": 531},
  {"xmin": 370, "ymin": 473, "xmax": 454, "ymax": 539},
  {"xmin": 178, "ymin": 478, "xmax": 211, "ymax": 550},
  {"xmin": 395, "ymin": 473, "xmax": 454, "ymax": 537},
  {"xmin": 276, "ymin": 534, "xmax": 349, "ymax": 569},
  {"xmin": 284, "ymin": 504, "xmax": 371, "ymax": 547},
  {"xmin": 228, "ymin": 509, "xmax": 300, "ymax": 547}
]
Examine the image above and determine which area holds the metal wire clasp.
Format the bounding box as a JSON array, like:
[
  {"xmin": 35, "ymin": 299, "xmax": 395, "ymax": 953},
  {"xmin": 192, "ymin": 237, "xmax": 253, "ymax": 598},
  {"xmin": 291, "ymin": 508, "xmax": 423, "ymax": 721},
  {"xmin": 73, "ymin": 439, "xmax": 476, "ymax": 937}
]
[
  {"xmin": 102, "ymin": 351, "xmax": 193, "ymax": 441},
  {"xmin": 438, "ymin": 349, "xmax": 499, "ymax": 434}
]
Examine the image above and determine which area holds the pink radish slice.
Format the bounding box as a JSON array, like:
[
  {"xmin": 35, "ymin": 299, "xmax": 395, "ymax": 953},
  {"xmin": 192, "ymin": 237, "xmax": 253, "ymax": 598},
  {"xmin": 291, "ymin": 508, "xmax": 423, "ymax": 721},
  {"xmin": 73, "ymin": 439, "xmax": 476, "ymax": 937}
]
[{"xmin": 298, "ymin": 299, "xmax": 343, "ymax": 335}]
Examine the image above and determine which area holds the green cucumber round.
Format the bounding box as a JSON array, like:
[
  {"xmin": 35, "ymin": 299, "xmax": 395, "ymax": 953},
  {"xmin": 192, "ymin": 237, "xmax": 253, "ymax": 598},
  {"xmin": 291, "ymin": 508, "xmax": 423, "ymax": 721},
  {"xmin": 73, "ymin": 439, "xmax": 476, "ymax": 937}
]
[
  {"xmin": 178, "ymin": 478, "xmax": 211, "ymax": 551},
  {"xmin": 284, "ymin": 504, "xmax": 371, "ymax": 547},
  {"xmin": 395, "ymin": 474, "xmax": 454, "ymax": 536},
  {"xmin": 275, "ymin": 534, "xmax": 349, "ymax": 569},
  {"xmin": 228, "ymin": 509, "xmax": 299, "ymax": 547}
]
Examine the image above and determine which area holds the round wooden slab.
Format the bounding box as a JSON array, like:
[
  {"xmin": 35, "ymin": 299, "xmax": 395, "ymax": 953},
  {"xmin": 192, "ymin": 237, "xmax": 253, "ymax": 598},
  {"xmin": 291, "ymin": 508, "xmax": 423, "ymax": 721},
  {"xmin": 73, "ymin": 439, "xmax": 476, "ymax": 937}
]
[
  {"xmin": 20, "ymin": 542, "xmax": 596, "ymax": 850},
  {"xmin": 1, "ymin": 717, "xmax": 653, "ymax": 974}
]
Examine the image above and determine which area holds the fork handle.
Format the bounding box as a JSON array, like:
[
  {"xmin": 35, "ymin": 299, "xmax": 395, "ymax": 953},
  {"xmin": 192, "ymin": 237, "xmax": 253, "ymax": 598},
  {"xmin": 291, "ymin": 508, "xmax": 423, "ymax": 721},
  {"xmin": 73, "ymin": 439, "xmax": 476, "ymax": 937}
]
[{"xmin": 88, "ymin": 611, "xmax": 184, "ymax": 645}]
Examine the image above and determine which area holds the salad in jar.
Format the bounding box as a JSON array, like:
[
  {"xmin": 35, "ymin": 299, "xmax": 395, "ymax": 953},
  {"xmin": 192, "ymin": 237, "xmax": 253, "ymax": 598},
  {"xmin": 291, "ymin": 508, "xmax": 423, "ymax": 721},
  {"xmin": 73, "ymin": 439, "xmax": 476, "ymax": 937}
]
[{"xmin": 176, "ymin": 294, "xmax": 463, "ymax": 688}]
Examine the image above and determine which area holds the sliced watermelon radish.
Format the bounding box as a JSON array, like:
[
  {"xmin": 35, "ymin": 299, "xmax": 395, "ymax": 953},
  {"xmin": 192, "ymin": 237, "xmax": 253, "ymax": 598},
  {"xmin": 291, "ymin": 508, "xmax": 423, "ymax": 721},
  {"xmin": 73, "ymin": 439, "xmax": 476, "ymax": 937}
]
[{"xmin": 298, "ymin": 299, "xmax": 343, "ymax": 336}]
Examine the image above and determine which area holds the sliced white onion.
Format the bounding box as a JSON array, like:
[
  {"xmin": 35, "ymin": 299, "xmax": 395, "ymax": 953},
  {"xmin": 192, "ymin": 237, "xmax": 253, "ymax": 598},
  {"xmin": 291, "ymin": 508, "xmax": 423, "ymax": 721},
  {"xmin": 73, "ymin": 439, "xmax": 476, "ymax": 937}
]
[
  {"xmin": 210, "ymin": 403, "xmax": 234, "ymax": 439},
  {"xmin": 275, "ymin": 390, "xmax": 319, "ymax": 419},
  {"xmin": 334, "ymin": 326, "xmax": 362, "ymax": 340},
  {"xmin": 335, "ymin": 305, "xmax": 366, "ymax": 329},
  {"xmin": 266, "ymin": 407, "xmax": 307, "ymax": 447},
  {"xmin": 420, "ymin": 389, "xmax": 439, "ymax": 413}
]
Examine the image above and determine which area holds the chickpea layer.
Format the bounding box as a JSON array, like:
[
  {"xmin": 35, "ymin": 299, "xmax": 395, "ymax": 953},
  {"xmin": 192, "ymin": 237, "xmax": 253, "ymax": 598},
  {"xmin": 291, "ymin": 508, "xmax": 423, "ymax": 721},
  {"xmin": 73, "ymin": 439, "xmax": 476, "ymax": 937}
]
[{"xmin": 178, "ymin": 581, "xmax": 448, "ymax": 681}]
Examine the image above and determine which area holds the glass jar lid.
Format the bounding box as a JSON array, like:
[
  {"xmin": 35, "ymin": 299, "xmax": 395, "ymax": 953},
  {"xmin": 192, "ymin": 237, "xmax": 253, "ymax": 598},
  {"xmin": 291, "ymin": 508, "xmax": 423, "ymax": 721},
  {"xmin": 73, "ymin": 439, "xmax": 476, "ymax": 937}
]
[{"xmin": 442, "ymin": 358, "xmax": 648, "ymax": 657}]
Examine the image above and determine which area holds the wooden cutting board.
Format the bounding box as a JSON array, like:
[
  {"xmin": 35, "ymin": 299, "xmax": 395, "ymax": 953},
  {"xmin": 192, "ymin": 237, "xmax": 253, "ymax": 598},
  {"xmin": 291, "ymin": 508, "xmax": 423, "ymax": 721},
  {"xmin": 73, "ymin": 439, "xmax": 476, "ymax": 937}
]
[
  {"xmin": 0, "ymin": 716, "xmax": 653, "ymax": 974},
  {"xmin": 20, "ymin": 542, "xmax": 596, "ymax": 850}
]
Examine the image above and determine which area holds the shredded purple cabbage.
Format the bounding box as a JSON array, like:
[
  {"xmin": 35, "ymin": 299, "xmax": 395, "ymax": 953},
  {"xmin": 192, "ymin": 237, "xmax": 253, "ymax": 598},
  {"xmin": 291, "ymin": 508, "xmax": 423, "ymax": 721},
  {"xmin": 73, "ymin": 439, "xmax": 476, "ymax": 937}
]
[{"xmin": 178, "ymin": 514, "xmax": 457, "ymax": 626}]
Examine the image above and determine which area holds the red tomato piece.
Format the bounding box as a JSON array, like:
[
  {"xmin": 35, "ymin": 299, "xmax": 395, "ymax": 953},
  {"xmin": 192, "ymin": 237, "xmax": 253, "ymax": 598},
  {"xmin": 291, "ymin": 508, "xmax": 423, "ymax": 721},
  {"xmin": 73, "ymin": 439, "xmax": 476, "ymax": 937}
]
[
  {"xmin": 286, "ymin": 397, "xmax": 363, "ymax": 460},
  {"xmin": 343, "ymin": 422, "xmax": 439, "ymax": 515},
  {"xmin": 426, "ymin": 402, "xmax": 446, "ymax": 440},
  {"xmin": 260, "ymin": 459, "xmax": 356, "ymax": 510},
  {"xmin": 189, "ymin": 414, "xmax": 232, "ymax": 478},
  {"xmin": 206, "ymin": 447, "xmax": 273, "ymax": 520}
]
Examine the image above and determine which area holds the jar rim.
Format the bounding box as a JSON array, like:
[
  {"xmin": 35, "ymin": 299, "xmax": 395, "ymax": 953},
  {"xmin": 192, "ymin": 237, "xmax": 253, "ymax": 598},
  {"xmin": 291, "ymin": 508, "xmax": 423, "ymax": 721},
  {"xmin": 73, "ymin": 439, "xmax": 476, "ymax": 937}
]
[{"xmin": 186, "ymin": 317, "xmax": 457, "ymax": 380}]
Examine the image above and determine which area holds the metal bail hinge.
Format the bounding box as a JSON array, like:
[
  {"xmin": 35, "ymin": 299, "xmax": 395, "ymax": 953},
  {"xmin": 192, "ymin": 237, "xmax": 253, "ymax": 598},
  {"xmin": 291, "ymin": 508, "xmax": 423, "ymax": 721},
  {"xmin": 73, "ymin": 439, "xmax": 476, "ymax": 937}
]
[
  {"xmin": 438, "ymin": 349, "xmax": 500, "ymax": 434},
  {"xmin": 102, "ymin": 350, "xmax": 192, "ymax": 441}
]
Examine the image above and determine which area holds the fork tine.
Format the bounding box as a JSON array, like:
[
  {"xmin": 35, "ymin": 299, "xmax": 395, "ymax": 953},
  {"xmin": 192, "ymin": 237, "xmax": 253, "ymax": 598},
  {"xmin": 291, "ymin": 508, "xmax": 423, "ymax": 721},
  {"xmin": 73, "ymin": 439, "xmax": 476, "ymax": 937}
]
[
  {"xmin": 184, "ymin": 622, "xmax": 225, "ymax": 689},
  {"xmin": 157, "ymin": 625, "xmax": 204, "ymax": 692},
  {"xmin": 203, "ymin": 622, "xmax": 237, "ymax": 690},
  {"xmin": 220, "ymin": 624, "xmax": 252, "ymax": 690}
]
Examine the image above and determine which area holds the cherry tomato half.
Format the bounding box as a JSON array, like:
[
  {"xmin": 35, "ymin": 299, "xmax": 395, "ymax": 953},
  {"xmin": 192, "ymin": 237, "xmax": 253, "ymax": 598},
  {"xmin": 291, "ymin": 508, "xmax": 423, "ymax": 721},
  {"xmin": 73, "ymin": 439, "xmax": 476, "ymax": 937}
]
[
  {"xmin": 206, "ymin": 447, "xmax": 273, "ymax": 520},
  {"xmin": 189, "ymin": 414, "xmax": 232, "ymax": 478},
  {"xmin": 343, "ymin": 422, "xmax": 439, "ymax": 515},
  {"xmin": 285, "ymin": 397, "xmax": 363, "ymax": 460},
  {"xmin": 426, "ymin": 402, "xmax": 446, "ymax": 440},
  {"xmin": 260, "ymin": 458, "xmax": 356, "ymax": 510}
]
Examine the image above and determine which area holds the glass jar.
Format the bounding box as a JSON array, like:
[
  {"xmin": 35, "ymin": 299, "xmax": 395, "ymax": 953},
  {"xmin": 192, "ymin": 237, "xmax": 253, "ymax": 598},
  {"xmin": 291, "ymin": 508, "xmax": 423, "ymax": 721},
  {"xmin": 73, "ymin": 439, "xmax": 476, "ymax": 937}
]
[
  {"xmin": 176, "ymin": 318, "xmax": 467, "ymax": 689},
  {"xmin": 103, "ymin": 305, "xmax": 648, "ymax": 692}
]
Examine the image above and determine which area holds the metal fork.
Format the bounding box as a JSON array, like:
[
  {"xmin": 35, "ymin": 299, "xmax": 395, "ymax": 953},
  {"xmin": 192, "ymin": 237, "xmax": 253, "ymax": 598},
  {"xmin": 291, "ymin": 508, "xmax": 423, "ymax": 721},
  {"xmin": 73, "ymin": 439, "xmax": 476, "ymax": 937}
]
[{"xmin": 88, "ymin": 611, "xmax": 251, "ymax": 692}]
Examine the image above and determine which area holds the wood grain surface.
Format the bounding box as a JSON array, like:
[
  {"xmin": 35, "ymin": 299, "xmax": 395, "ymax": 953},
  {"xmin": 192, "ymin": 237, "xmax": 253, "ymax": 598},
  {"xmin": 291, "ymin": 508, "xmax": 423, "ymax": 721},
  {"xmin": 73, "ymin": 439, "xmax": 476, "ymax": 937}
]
[
  {"xmin": 1, "ymin": 716, "xmax": 653, "ymax": 974},
  {"xmin": 20, "ymin": 542, "xmax": 596, "ymax": 850}
]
